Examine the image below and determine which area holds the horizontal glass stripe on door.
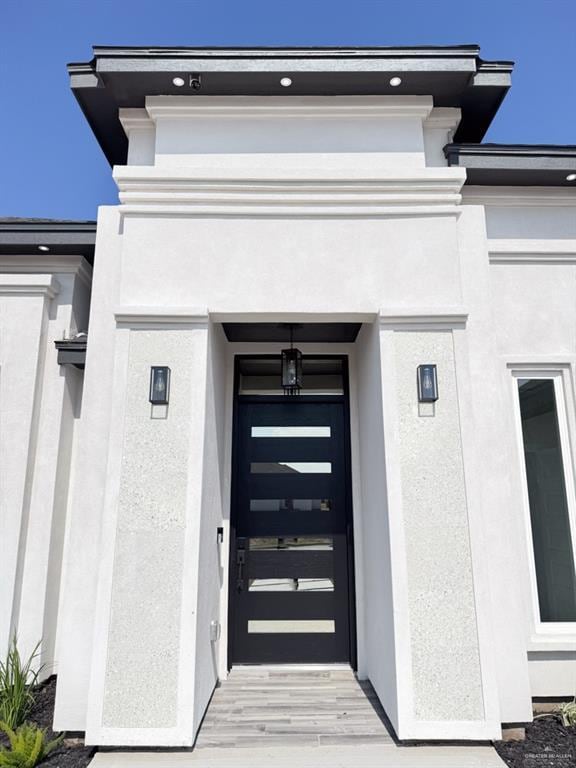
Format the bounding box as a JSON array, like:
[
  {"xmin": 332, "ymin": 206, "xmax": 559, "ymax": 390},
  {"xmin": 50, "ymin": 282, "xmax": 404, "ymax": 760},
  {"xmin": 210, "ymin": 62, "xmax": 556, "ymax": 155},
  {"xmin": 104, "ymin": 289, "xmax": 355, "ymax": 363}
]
[
  {"xmin": 249, "ymin": 578, "xmax": 334, "ymax": 592},
  {"xmin": 250, "ymin": 462, "xmax": 332, "ymax": 474},
  {"xmin": 248, "ymin": 551, "xmax": 333, "ymax": 580},
  {"xmin": 251, "ymin": 426, "xmax": 331, "ymax": 438},
  {"xmin": 249, "ymin": 499, "xmax": 332, "ymax": 513},
  {"xmin": 249, "ymin": 537, "xmax": 333, "ymax": 550},
  {"xmin": 248, "ymin": 620, "xmax": 335, "ymax": 634}
]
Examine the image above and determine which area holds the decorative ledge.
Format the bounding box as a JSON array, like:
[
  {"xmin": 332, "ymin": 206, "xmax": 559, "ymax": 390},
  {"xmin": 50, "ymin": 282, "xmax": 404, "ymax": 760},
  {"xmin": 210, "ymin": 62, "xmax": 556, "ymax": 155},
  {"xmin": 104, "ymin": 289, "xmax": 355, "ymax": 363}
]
[
  {"xmin": 0, "ymin": 274, "xmax": 60, "ymax": 298},
  {"xmin": 379, "ymin": 308, "xmax": 468, "ymax": 329},
  {"xmin": 145, "ymin": 95, "xmax": 434, "ymax": 121},
  {"xmin": 489, "ymin": 239, "xmax": 576, "ymax": 264},
  {"xmin": 114, "ymin": 167, "xmax": 466, "ymax": 218},
  {"xmin": 114, "ymin": 307, "xmax": 209, "ymax": 325}
]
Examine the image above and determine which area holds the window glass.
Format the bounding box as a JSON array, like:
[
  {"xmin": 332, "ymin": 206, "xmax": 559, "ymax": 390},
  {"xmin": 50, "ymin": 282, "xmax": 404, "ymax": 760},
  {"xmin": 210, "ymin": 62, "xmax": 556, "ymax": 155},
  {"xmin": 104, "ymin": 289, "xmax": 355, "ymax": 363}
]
[
  {"xmin": 248, "ymin": 620, "xmax": 335, "ymax": 634},
  {"xmin": 238, "ymin": 357, "xmax": 344, "ymax": 395},
  {"xmin": 248, "ymin": 537, "xmax": 333, "ymax": 551},
  {"xmin": 250, "ymin": 462, "xmax": 331, "ymax": 474},
  {"xmin": 249, "ymin": 499, "xmax": 332, "ymax": 513},
  {"xmin": 251, "ymin": 426, "xmax": 331, "ymax": 438},
  {"xmin": 249, "ymin": 578, "xmax": 334, "ymax": 592},
  {"xmin": 518, "ymin": 378, "xmax": 576, "ymax": 621}
]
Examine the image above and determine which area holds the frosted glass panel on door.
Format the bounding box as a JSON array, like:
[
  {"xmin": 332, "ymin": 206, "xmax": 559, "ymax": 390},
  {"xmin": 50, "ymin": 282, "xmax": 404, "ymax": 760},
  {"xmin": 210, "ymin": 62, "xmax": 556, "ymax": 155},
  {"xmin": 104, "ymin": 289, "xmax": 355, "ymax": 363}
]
[
  {"xmin": 518, "ymin": 378, "xmax": 576, "ymax": 621},
  {"xmin": 250, "ymin": 462, "xmax": 332, "ymax": 474},
  {"xmin": 251, "ymin": 426, "xmax": 331, "ymax": 438},
  {"xmin": 248, "ymin": 620, "xmax": 335, "ymax": 634}
]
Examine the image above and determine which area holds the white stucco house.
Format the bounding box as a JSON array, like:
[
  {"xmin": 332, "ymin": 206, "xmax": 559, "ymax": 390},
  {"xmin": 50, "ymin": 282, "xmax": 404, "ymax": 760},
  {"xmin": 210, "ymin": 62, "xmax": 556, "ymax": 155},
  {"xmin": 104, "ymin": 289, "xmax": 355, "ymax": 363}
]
[{"xmin": 2, "ymin": 44, "xmax": 576, "ymax": 749}]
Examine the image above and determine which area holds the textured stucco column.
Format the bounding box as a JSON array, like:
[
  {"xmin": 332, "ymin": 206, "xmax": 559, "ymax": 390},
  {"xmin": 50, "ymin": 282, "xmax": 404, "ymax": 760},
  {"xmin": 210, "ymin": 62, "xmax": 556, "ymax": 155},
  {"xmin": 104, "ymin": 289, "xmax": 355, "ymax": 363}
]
[
  {"xmin": 377, "ymin": 311, "xmax": 501, "ymax": 740},
  {"xmin": 85, "ymin": 310, "xmax": 209, "ymax": 747}
]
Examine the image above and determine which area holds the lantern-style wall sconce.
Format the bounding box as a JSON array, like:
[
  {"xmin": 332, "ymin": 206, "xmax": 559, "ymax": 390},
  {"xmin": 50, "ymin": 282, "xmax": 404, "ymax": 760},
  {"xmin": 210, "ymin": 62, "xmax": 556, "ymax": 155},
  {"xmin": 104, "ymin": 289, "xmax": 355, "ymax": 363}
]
[
  {"xmin": 281, "ymin": 347, "xmax": 303, "ymax": 395},
  {"xmin": 417, "ymin": 364, "xmax": 438, "ymax": 402},
  {"xmin": 149, "ymin": 366, "xmax": 171, "ymax": 405},
  {"xmin": 280, "ymin": 325, "xmax": 303, "ymax": 395}
]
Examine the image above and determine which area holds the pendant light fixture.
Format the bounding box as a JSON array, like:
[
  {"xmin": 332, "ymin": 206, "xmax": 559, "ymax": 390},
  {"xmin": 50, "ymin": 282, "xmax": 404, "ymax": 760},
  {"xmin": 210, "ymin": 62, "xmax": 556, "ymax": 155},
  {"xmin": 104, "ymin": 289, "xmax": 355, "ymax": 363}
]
[{"xmin": 281, "ymin": 324, "xmax": 303, "ymax": 395}]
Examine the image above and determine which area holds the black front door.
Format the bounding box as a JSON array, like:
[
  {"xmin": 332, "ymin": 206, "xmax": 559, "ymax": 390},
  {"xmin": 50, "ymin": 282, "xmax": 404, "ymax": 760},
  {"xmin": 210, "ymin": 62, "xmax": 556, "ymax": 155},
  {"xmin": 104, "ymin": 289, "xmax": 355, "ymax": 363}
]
[{"xmin": 230, "ymin": 393, "xmax": 355, "ymax": 664}]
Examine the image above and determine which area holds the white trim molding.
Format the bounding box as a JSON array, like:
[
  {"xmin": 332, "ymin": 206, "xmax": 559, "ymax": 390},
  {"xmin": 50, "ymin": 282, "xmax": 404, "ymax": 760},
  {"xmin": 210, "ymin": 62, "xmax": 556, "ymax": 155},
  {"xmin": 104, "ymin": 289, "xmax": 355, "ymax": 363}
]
[
  {"xmin": 0, "ymin": 255, "xmax": 92, "ymax": 287},
  {"xmin": 463, "ymin": 187, "xmax": 576, "ymax": 208},
  {"xmin": 114, "ymin": 306, "xmax": 209, "ymax": 325},
  {"xmin": 423, "ymin": 107, "xmax": 461, "ymax": 132},
  {"xmin": 0, "ymin": 274, "xmax": 60, "ymax": 298},
  {"xmin": 113, "ymin": 167, "xmax": 466, "ymax": 218},
  {"xmin": 379, "ymin": 307, "xmax": 468, "ymax": 329},
  {"xmin": 145, "ymin": 95, "xmax": 434, "ymax": 121},
  {"xmin": 489, "ymin": 239, "xmax": 576, "ymax": 264}
]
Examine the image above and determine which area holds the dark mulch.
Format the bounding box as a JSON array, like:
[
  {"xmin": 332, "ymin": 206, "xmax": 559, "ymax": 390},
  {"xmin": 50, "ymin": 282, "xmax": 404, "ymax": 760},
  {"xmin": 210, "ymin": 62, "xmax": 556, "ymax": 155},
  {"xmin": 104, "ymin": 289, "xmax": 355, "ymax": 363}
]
[
  {"xmin": 495, "ymin": 715, "xmax": 576, "ymax": 768},
  {"xmin": 0, "ymin": 677, "xmax": 94, "ymax": 767}
]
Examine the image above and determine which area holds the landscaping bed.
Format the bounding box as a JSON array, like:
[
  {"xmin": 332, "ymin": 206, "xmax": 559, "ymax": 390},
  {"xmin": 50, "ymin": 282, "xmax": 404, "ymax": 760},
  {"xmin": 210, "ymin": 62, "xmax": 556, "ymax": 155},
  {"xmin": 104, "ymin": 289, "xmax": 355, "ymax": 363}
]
[
  {"xmin": 495, "ymin": 716, "xmax": 576, "ymax": 768},
  {"xmin": 0, "ymin": 677, "xmax": 94, "ymax": 768}
]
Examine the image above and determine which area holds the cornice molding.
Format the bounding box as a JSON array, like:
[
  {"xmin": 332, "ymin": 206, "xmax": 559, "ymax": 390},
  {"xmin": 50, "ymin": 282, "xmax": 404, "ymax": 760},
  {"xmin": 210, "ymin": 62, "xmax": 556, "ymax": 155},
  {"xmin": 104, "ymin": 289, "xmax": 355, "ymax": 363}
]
[
  {"xmin": 119, "ymin": 108, "xmax": 154, "ymax": 135},
  {"xmin": 489, "ymin": 239, "xmax": 576, "ymax": 264},
  {"xmin": 0, "ymin": 255, "xmax": 93, "ymax": 287},
  {"xmin": 462, "ymin": 187, "xmax": 576, "ymax": 207},
  {"xmin": 0, "ymin": 274, "xmax": 60, "ymax": 299},
  {"xmin": 424, "ymin": 107, "xmax": 462, "ymax": 131},
  {"xmin": 113, "ymin": 167, "xmax": 465, "ymax": 218},
  {"xmin": 114, "ymin": 306, "xmax": 209, "ymax": 326},
  {"xmin": 379, "ymin": 308, "xmax": 468, "ymax": 329},
  {"xmin": 145, "ymin": 95, "xmax": 434, "ymax": 122}
]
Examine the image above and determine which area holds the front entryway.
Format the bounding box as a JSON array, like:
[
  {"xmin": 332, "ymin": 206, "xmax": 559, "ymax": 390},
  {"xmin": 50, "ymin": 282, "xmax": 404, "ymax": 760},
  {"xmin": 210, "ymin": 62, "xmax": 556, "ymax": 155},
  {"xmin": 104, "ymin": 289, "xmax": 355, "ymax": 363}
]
[
  {"xmin": 195, "ymin": 667, "xmax": 394, "ymax": 749},
  {"xmin": 229, "ymin": 356, "xmax": 355, "ymax": 665}
]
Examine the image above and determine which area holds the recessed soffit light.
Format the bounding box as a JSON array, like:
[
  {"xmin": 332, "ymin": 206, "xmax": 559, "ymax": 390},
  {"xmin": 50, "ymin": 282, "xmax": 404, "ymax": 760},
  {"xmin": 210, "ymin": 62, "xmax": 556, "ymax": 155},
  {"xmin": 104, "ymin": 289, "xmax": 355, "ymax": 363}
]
[
  {"xmin": 38, "ymin": 245, "xmax": 50, "ymax": 252},
  {"xmin": 389, "ymin": 76, "xmax": 402, "ymax": 87},
  {"xmin": 280, "ymin": 77, "xmax": 293, "ymax": 87},
  {"xmin": 172, "ymin": 76, "xmax": 185, "ymax": 87},
  {"xmin": 566, "ymin": 173, "xmax": 576, "ymax": 182}
]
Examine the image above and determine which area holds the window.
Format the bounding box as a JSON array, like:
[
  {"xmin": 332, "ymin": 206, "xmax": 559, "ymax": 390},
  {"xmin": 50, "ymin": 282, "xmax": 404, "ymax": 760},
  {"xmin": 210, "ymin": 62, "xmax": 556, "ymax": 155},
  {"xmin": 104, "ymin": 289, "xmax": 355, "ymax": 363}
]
[{"xmin": 517, "ymin": 377, "xmax": 576, "ymax": 622}]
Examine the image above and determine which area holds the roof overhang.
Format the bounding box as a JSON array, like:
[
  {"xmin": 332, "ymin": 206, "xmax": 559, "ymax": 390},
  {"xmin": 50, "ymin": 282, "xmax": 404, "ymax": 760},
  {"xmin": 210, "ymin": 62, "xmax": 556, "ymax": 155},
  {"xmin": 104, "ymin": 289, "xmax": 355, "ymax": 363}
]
[
  {"xmin": 0, "ymin": 220, "xmax": 97, "ymax": 264},
  {"xmin": 54, "ymin": 337, "xmax": 87, "ymax": 369},
  {"xmin": 444, "ymin": 143, "xmax": 576, "ymax": 186},
  {"xmin": 68, "ymin": 45, "xmax": 513, "ymax": 165}
]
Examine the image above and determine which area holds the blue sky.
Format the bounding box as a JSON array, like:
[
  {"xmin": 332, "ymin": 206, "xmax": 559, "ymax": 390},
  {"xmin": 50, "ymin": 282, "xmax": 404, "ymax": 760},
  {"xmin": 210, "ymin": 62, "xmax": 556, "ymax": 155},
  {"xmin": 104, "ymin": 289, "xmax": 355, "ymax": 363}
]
[{"xmin": 1, "ymin": 0, "xmax": 575, "ymax": 220}]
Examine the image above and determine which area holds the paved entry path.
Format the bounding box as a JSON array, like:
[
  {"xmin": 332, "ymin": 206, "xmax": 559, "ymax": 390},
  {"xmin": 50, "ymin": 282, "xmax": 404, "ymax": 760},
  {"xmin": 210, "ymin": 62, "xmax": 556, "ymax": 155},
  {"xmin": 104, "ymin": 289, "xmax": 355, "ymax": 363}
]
[
  {"xmin": 195, "ymin": 666, "xmax": 395, "ymax": 748},
  {"xmin": 90, "ymin": 667, "xmax": 506, "ymax": 767}
]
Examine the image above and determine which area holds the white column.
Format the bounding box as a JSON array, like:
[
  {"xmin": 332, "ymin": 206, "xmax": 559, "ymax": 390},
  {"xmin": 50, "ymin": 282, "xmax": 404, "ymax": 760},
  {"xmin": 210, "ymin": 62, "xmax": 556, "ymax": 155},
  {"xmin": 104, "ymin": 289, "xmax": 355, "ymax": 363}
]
[
  {"xmin": 0, "ymin": 275, "xmax": 59, "ymax": 659},
  {"xmin": 372, "ymin": 310, "xmax": 501, "ymax": 741},
  {"xmin": 84, "ymin": 309, "xmax": 209, "ymax": 747}
]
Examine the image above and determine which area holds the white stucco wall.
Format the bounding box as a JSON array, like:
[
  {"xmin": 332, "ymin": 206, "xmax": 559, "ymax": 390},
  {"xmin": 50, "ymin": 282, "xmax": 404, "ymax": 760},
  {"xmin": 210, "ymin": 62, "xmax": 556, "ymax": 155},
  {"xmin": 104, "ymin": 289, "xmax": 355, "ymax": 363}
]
[
  {"xmin": 48, "ymin": 94, "xmax": 576, "ymax": 747},
  {"xmin": 0, "ymin": 258, "xmax": 91, "ymax": 678}
]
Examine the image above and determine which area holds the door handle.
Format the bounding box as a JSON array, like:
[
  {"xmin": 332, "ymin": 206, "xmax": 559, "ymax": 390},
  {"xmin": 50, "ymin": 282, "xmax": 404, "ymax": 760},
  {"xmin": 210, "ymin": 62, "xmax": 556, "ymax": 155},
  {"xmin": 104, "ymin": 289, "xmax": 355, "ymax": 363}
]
[{"xmin": 236, "ymin": 549, "xmax": 246, "ymax": 592}]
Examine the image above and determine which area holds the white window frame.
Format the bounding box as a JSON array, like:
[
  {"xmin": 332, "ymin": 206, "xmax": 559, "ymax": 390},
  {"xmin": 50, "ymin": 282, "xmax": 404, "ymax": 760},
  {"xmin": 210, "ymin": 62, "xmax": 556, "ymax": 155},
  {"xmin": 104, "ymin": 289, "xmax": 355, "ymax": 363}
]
[{"xmin": 510, "ymin": 364, "xmax": 576, "ymax": 643}]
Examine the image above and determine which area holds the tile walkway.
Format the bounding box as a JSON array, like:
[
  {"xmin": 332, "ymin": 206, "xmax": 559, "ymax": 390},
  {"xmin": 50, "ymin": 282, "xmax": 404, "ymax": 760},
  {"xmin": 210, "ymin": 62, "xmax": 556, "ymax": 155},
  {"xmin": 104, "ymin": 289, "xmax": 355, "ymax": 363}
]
[{"xmin": 90, "ymin": 666, "xmax": 506, "ymax": 767}]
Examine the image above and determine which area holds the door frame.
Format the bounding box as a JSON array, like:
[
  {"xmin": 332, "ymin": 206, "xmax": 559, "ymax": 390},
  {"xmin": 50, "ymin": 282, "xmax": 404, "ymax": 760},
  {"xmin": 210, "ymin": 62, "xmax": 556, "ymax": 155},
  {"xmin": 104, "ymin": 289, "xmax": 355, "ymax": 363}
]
[{"xmin": 227, "ymin": 354, "xmax": 357, "ymax": 669}]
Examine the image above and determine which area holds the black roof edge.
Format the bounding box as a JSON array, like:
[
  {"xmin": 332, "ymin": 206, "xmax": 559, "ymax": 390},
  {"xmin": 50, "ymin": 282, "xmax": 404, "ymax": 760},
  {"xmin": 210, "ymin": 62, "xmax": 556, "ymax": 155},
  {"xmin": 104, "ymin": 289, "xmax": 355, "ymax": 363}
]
[
  {"xmin": 445, "ymin": 143, "xmax": 576, "ymax": 158},
  {"xmin": 445, "ymin": 143, "xmax": 576, "ymax": 187},
  {"xmin": 0, "ymin": 220, "xmax": 97, "ymax": 264},
  {"xmin": 69, "ymin": 44, "xmax": 514, "ymax": 165},
  {"xmin": 86, "ymin": 44, "xmax": 484, "ymax": 57},
  {"xmin": 0, "ymin": 219, "xmax": 96, "ymax": 230}
]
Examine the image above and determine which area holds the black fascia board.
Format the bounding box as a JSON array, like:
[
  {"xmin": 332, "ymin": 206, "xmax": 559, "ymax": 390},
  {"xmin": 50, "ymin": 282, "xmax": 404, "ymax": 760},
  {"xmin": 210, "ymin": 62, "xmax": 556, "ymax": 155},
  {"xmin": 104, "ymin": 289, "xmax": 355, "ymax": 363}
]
[
  {"xmin": 0, "ymin": 220, "xmax": 97, "ymax": 264},
  {"xmin": 54, "ymin": 338, "xmax": 87, "ymax": 370},
  {"xmin": 68, "ymin": 45, "xmax": 513, "ymax": 166},
  {"xmin": 444, "ymin": 143, "xmax": 576, "ymax": 186}
]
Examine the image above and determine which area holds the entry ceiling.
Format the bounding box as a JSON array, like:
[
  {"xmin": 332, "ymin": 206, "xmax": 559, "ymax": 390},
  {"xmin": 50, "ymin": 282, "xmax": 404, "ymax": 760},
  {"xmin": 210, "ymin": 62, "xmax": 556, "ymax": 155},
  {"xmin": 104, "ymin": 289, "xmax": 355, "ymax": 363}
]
[{"xmin": 222, "ymin": 323, "xmax": 362, "ymax": 343}]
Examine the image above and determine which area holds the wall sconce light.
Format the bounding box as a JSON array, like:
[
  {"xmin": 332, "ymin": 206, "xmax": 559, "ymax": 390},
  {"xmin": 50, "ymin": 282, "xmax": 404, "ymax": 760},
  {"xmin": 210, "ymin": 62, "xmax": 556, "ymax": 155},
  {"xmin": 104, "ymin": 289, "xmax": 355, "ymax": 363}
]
[
  {"xmin": 149, "ymin": 366, "xmax": 171, "ymax": 405},
  {"xmin": 417, "ymin": 364, "xmax": 438, "ymax": 402},
  {"xmin": 281, "ymin": 325, "xmax": 303, "ymax": 395}
]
